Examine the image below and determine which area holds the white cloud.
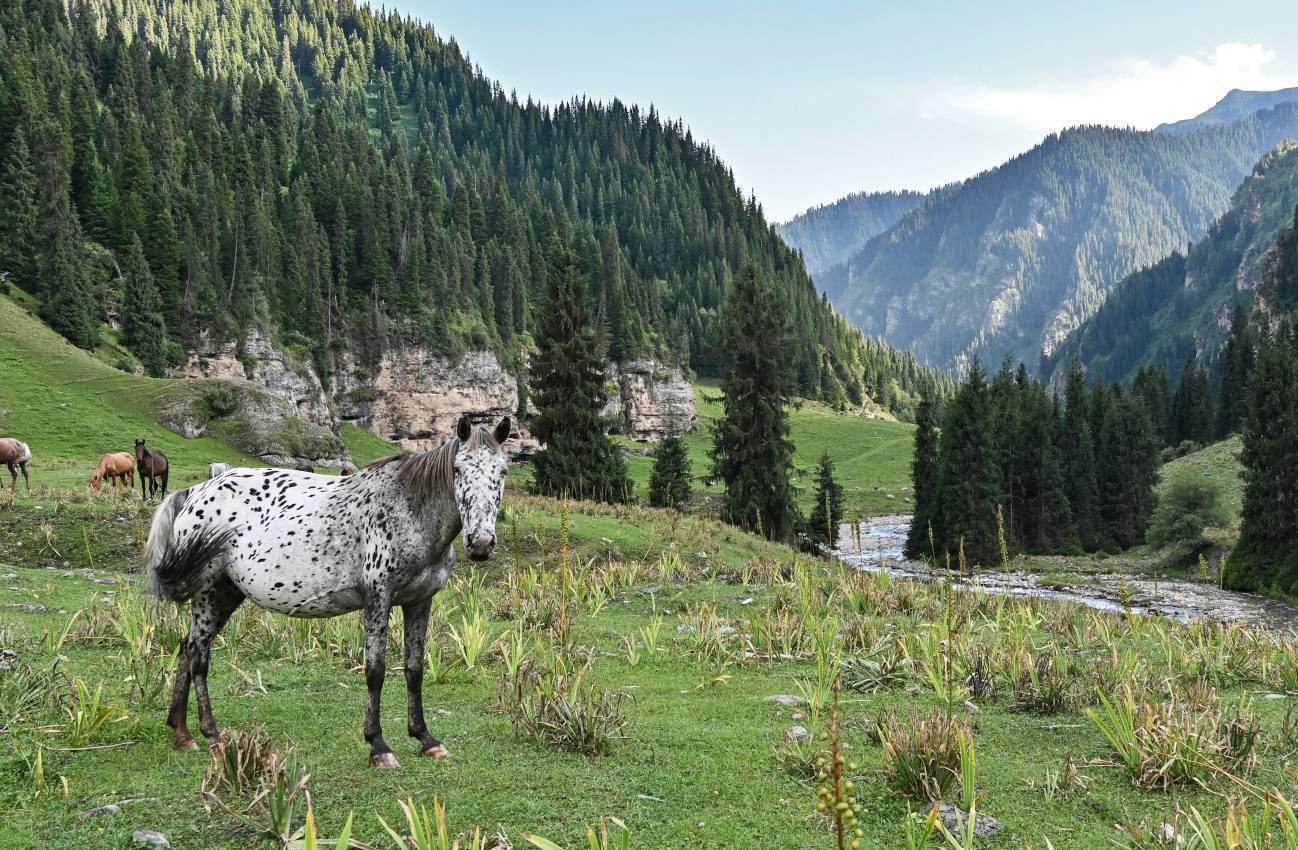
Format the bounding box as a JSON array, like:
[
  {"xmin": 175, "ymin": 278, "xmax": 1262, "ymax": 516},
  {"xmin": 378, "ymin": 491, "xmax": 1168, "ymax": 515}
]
[
  {"xmin": 946, "ymin": 43, "xmax": 1292, "ymax": 131},
  {"xmin": 919, "ymin": 111, "xmax": 933, "ymax": 120}
]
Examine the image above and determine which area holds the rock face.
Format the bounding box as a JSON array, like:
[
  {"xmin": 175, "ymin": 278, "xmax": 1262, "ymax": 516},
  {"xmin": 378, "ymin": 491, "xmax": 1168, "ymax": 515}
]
[
  {"xmin": 332, "ymin": 348, "xmax": 528, "ymax": 453},
  {"xmin": 183, "ymin": 328, "xmax": 696, "ymax": 458},
  {"xmin": 183, "ymin": 327, "xmax": 336, "ymax": 430},
  {"xmin": 156, "ymin": 379, "xmax": 352, "ymax": 470},
  {"xmin": 601, "ymin": 360, "xmax": 697, "ymax": 441},
  {"xmin": 330, "ymin": 347, "xmax": 694, "ymax": 454}
]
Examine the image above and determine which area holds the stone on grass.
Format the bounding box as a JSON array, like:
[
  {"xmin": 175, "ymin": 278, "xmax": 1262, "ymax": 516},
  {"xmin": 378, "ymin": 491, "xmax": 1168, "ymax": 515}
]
[
  {"xmin": 785, "ymin": 725, "xmax": 810, "ymax": 741},
  {"xmin": 79, "ymin": 803, "xmax": 120, "ymax": 820},
  {"xmin": 924, "ymin": 802, "xmax": 1003, "ymax": 837},
  {"xmin": 764, "ymin": 694, "xmax": 809, "ymax": 707},
  {"xmin": 132, "ymin": 830, "xmax": 170, "ymax": 848}
]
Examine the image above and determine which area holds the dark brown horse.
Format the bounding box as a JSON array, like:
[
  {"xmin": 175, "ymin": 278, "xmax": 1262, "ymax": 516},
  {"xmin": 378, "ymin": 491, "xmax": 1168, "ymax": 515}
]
[
  {"xmin": 135, "ymin": 439, "xmax": 169, "ymax": 502},
  {"xmin": 0, "ymin": 438, "xmax": 32, "ymax": 491}
]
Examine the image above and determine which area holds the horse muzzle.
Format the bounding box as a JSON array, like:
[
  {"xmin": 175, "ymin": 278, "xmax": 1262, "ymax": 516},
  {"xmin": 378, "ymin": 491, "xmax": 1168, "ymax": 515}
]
[{"xmin": 466, "ymin": 533, "xmax": 496, "ymax": 561}]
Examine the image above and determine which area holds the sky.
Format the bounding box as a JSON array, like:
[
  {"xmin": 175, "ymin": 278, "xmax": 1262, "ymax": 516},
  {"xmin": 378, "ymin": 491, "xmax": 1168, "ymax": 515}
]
[{"xmin": 404, "ymin": 0, "xmax": 1298, "ymax": 222}]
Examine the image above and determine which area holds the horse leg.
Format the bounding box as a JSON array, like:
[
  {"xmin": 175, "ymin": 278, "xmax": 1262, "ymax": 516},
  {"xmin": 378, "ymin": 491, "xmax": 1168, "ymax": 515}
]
[
  {"xmin": 5, "ymin": 462, "xmax": 13, "ymax": 491},
  {"xmin": 402, "ymin": 598, "xmax": 449, "ymax": 758},
  {"xmin": 21, "ymin": 462, "xmax": 28, "ymax": 491},
  {"xmin": 161, "ymin": 468, "xmax": 168, "ymax": 499},
  {"xmin": 363, "ymin": 596, "xmax": 399, "ymax": 767},
  {"xmin": 170, "ymin": 577, "xmax": 244, "ymax": 748}
]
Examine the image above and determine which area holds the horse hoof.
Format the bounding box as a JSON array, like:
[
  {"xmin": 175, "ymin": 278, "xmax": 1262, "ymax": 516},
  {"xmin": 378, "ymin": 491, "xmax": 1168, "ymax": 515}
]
[
  {"xmin": 174, "ymin": 738, "xmax": 200, "ymax": 751},
  {"xmin": 370, "ymin": 752, "xmax": 401, "ymax": 769},
  {"xmin": 420, "ymin": 744, "xmax": 451, "ymax": 759}
]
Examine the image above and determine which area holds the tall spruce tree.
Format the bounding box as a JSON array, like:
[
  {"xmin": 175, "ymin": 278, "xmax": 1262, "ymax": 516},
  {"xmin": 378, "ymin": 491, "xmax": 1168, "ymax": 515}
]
[
  {"xmin": 807, "ymin": 451, "xmax": 845, "ymax": 550},
  {"xmin": 121, "ymin": 235, "xmax": 168, "ymax": 376},
  {"xmin": 1171, "ymin": 353, "xmax": 1215, "ymax": 446},
  {"xmin": 710, "ymin": 261, "xmax": 799, "ymax": 541},
  {"xmin": 0, "ymin": 128, "xmax": 39, "ymax": 292},
  {"xmin": 1229, "ymin": 327, "xmax": 1298, "ymax": 594},
  {"xmin": 934, "ymin": 358, "xmax": 1002, "ymax": 566},
  {"xmin": 1099, "ymin": 393, "xmax": 1161, "ymax": 548},
  {"xmin": 1216, "ymin": 304, "xmax": 1256, "ymax": 438},
  {"xmin": 529, "ymin": 244, "xmax": 631, "ymax": 503},
  {"xmin": 904, "ymin": 392, "xmax": 941, "ymax": 560},
  {"xmin": 1132, "ymin": 363, "xmax": 1171, "ymax": 446},
  {"xmin": 1062, "ymin": 360, "xmax": 1101, "ymax": 552}
]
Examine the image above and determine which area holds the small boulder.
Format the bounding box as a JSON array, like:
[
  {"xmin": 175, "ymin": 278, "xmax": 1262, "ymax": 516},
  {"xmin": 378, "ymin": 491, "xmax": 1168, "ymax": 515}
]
[
  {"xmin": 764, "ymin": 694, "xmax": 809, "ymax": 707},
  {"xmin": 924, "ymin": 802, "xmax": 1003, "ymax": 837},
  {"xmin": 785, "ymin": 725, "xmax": 810, "ymax": 741},
  {"xmin": 132, "ymin": 831, "xmax": 170, "ymax": 848},
  {"xmin": 79, "ymin": 803, "xmax": 121, "ymax": 820}
]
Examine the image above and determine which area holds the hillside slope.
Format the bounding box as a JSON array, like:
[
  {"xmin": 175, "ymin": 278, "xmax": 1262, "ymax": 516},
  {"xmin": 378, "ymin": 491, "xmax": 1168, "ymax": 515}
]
[
  {"xmin": 1043, "ymin": 142, "xmax": 1298, "ymax": 386},
  {"xmin": 0, "ymin": 293, "xmax": 348, "ymax": 489},
  {"xmin": 0, "ymin": 0, "xmax": 948, "ymax": 418},
  {"xmin": 776, "ymin": 189, "xmax": 926, "ymax": 277},
  {"xmin": 1156, "ymin": 88, "xmax": 1298, "ymax": 134},
  {"xmin": 816, "ymin": 108, "xmax": 1298, "ymax": 372}
]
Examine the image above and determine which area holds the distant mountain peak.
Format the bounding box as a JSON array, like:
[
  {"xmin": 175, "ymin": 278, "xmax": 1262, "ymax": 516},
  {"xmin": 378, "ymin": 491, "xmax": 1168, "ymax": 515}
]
[{"xmin": 1155, "ymin": 86, "xmax": 1298, "ymax": 134}]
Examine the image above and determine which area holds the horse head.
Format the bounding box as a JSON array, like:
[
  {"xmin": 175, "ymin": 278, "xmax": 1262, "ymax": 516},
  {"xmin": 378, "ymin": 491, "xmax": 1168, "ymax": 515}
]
[
  {"xmin": 453, "ymin": 415, "xmax": 510, "ymax": 561},
  {"xmin": 135, "ymin": 439, "xmax": 147, "ymax": 460}
]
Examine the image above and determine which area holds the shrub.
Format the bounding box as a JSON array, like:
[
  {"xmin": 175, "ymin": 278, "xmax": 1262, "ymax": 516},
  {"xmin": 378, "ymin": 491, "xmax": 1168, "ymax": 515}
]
[
  {"xmin": 1147, "ymin": 471, "xmax": 1228, "ymax": 569},
  {"xmin": 203, "ymin": 384, "xmax": 239, "ymax": 419}
]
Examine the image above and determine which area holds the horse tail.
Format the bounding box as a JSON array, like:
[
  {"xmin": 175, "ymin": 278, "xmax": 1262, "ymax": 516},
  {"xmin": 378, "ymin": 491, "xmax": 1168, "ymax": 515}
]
[{"xmin": 145, "ymin": 488, "xmax": 232, "ymax": 602}]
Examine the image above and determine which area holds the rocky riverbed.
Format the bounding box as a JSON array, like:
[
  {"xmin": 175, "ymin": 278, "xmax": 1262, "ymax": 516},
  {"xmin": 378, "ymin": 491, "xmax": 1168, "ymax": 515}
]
[{"xmin": 835, "ymin": 515, "xmax": 1298, "ymax": 628}]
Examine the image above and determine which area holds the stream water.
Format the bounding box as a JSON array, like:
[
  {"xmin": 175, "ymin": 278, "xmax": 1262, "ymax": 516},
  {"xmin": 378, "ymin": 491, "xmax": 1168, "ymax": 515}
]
[{"xmin": 834, "ymin": 515, "xmax": 1298, "ymax": 628}]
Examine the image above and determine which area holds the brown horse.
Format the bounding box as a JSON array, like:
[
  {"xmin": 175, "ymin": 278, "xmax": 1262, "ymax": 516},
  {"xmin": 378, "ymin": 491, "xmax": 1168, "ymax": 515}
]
[
  {"xmin": 90, "ymin": 453, "xmax": 135, "ymax": 491},
  {"xmin": 135, "ymin": 439, "xmax": 169, "ymax": 501},
  {"xmin": 0, "ymin": 438, "xmax": 32, "ymax": 491}
]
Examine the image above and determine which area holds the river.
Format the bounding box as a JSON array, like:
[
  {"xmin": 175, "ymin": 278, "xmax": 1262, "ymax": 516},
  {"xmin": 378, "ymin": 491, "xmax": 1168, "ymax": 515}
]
[{"xmin": 835, "ymin": 515, "xmax": 1298, "ymax": 628}]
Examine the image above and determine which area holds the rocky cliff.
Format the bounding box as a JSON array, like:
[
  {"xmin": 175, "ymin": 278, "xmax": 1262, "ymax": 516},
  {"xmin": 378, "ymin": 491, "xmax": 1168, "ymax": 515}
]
[{"xmin": 180, "ymin": 330, "xmax": 696, "ymax": 458}]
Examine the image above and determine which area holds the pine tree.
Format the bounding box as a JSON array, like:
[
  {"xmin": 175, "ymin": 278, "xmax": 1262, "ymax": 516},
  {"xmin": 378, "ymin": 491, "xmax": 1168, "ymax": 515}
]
[
  {"xmin": 934, "ymin": 358, "xmax": 1002, "ymax": 566},
  {"xmin": 710, "ymin": 261, "xmax": 799, "ymax": 541},
  {"xmin": 529, "ymin": 244, "xmax": 631, "ymax": 503},
  {"xmin": 1132, "ymin": 362, "xmax": 1171, "ymax": 446},
  {"xmin": 1216, "ymin": 304, "xmax": 1255, "ymax": 438},
  {"xmin": 0, "ymin": 128, "xmax": 39, "ymax": 292},
  {"xmin": 648, "ymin": 436, "xmax": 692, "ymax": 509},
  {"xmin": 904, "ymin": 393, "xmax": 941, "ymax": 560},
  {"xmin": 1099, "ymin": 393, "xmax": 1160, "ymax": 548},
  {"xmin": 1229, "ymin": 327, "xmax": 1298, "ymax": 594},
  {"xmin": 806, "ymin": 451, "xmax": 844, "ymax": 550},
  {"xmin": 1171, "ymin": 353, "xmax": 1215, "ymax": 446},
  {"xmin": 1062, "ymin": 360, "xmax": 1101, "ymax": 552},
  {"xmin": 121, "ymin": 235, "xmax": 168, "ymax": 376}
]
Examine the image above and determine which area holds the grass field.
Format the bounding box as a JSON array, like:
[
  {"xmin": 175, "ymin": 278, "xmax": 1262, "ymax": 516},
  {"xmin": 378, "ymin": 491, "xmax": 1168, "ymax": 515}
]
[
  {"xmin": 612, "ymin": 381, "xmax": 915, "ymax": 520},
  {"xmin": 6, "ymin": 293, "xmax": 1298, "ymax": 849}
]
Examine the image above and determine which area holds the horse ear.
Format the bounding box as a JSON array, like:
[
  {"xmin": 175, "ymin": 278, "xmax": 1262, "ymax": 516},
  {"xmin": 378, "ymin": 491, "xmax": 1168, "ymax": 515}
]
[
  {"xmin": 494, "ymin": 417, "xmax": 512, "ymax": 445},
  {"xmin": 456, "ymin": 415, "xmax": 472, "ymax": 442}
]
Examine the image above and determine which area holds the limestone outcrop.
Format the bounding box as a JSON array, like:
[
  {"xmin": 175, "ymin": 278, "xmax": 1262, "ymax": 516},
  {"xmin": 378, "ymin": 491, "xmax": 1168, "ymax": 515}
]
[
  {"xmin": 183, "ymin": 327, "xmax": 336, "ymax": 430},
  {"xmin": 156, "ymin": 379, "xmax": 352, "ymax": 470}
]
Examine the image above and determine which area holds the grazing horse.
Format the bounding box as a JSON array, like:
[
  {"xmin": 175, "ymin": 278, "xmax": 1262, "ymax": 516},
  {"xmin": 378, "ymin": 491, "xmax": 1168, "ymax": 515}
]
[
  {"xmin": 0, "ymin": 438, "xmax": 32, "ymax": 491},
  {"xmin": 135, "ymin": 440, "xmax": 169, "ymax": 502},
  {"xmin": 90, "ymin": 452, "xmax": 135, "ymax": 491},
  {"xmin": 208, "ymin": 462, "xmax": 233, "ymax": 480},
  {"xmin": 145, "ymin": 416, "xmax": 511, "ymax": 767}
]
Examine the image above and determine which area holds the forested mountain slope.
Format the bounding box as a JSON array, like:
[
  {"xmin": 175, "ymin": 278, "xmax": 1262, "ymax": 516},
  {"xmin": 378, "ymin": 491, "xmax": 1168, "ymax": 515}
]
[
  {"xmin": 776, "ymin": 189, "xmax": 925, "ymax": 277},
  {"xmin": 814, "ymin": 110, "xmax": 1298, "ymax": 373},
  {"xmin": 0, "ymin": 0, "xmax": 951, "ymax": 418},
  {"xmin": 1043, "ymin": 142, "xmax": 1298, "ymax": 387}
]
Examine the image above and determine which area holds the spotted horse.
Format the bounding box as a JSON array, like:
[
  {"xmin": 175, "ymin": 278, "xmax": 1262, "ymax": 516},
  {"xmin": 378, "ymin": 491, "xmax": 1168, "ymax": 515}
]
[{"xmin": 144, "ymin": 416, "xmax": 511, "ymax": 767}]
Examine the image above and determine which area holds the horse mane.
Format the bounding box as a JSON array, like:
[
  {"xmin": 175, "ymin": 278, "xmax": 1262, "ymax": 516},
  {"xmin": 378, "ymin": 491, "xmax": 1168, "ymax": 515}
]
[{"xmin": 364, "ymin": 426, "xmax": 502, "ymax": 496}]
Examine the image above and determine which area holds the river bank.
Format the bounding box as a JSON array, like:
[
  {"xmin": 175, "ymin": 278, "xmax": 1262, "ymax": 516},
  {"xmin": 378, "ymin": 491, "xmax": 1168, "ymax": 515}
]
[{"xmin": 836, "ymin": 515, "xmax": 1298, "ymax": 628}]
